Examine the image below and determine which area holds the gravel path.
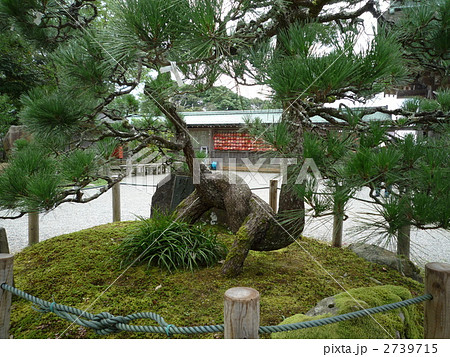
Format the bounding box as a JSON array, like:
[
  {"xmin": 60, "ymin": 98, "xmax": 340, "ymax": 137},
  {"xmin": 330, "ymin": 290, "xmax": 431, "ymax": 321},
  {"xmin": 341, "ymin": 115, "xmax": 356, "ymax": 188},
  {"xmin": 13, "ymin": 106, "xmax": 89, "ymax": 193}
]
[{"xmin": 1, "ymin": 171, "xmax": 449, "ymax": 267}]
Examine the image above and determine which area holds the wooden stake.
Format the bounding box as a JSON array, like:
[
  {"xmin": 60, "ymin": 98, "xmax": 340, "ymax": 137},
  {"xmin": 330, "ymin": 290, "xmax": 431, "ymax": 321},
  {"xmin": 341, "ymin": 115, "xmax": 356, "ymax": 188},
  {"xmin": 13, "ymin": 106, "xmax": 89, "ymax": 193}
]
[
  {"xmin": 269, "ymin": 179, "xmax": 278, "ymax": 213},
  {"xmin": 0, "ymin": 254, "xmax": 13, "ymax": 339},
  {"xmin": 28, "ymin": 212, "xmax": 39, "ymax": 246},
  {"xmin": 224, "ymin": 287, "xmax": 260, "ymax": 339},
  {"xmin": 112, "ymin": 182, "xmax": 121, "ymax": 222},
  {"xmin": 0, "ymin": 228, "xmax": 9, "ymax": 254},
  {"xmin": 425, "ymin": 262, "xmax": 450, "ymax": 338}
]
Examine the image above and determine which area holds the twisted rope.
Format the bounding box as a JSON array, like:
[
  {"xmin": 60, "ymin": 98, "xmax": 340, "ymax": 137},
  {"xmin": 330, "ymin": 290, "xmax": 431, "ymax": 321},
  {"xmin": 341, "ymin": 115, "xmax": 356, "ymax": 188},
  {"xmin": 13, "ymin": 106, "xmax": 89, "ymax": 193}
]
[
  {"xmin": 1, "ymin": 283, "xmax": 223, "ymax": 335},
  {"xmin": 1, "ymin": 283, "xmax": 431, "ymax": 336},
  {"xmin": 259, "ymin": 293, "xmax": 432, "ymax": 334}
]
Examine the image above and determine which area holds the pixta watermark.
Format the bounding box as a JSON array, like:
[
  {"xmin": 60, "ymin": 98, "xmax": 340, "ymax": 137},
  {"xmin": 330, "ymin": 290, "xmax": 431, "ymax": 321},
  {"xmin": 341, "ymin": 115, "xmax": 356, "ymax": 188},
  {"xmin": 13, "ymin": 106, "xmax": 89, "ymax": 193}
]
[{"xmin": 192, "ymin": 157, "xmax": 322, "ymax": 185}]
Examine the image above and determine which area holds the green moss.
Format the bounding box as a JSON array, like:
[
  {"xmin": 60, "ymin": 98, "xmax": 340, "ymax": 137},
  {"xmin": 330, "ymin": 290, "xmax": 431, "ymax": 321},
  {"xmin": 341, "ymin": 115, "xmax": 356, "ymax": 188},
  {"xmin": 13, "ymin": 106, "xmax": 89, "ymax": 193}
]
[
  {"xmin": 8, "ymin": 221, "xmax": 424, "ymax": 339},
  {"xmin": 272, "ymin": 285, "xmax": 422, "ymax": 339},
  {"xmin": 222, "ymin": 224, "xmax": 253, "ymax": 277}
]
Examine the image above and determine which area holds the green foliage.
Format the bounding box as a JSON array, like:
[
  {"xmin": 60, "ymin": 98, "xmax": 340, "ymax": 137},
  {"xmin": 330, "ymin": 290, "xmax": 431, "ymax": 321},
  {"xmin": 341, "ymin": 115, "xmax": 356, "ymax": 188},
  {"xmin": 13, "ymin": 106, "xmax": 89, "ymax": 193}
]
[
  {"xmin": 272, "ymin": 285, "xmax": 422, "ymax": 339},
  {"xmin": 264, "ymin": 22, "xmax": 406, "ymax": 101},
  {"xmin": 195, "ymin": 150, "xmax": 208, "ymax": 159},
  {"xmin": 0, "ymin": 143, "xmax": 62, "ymax": 211},
  {"xmin": 171, "ymin": 85, "xmax": 271, "ymax": 112},
  {"xmin": 59, "ymin": 149, "xmax": 98, "ymax": 183},
  {"xmin": 359, "ymin": 121, "xmax": 389, "ymax": 148},
  {"xmin": 260, "ymin": 120, "xmax": 293, "ymax": 153},
  {"xmin": 20, "ymin": 87, "xmax": 96, "ymax": 139},
  {"xmin": 402, "ymin": 98, "xmax": 421, "ymax": 112},
  {"xmin": 95, "ymin": 137, "xmax": 121, "ymax": 160},
  {"xmin": 398, "ymin": 0, "xmax": 450, "ymax": 61},
  {"xmin": 52, "ymin": 32, "xmax": 114, "ymax": 97},
  {"xmin": 107, "ymin": 94, "xmax": 140, "ymax": 116},
  {"xmin": 419, "ymin": 99, "xmax": 441, "ymax": 112},
  {"xmin": 402, "ymin": 91, "xmax": 450, "ymax": 113},
  {"xmin": 117, "ymin": 213, "xmax": 227, "ymax": 272},
  {"xmin": 348, "ymin": 131, "xmax": 450, "ymax": 234},
  {"xmin": 436, "ymin": 89, "xmax": 450, "ymax": 112}
]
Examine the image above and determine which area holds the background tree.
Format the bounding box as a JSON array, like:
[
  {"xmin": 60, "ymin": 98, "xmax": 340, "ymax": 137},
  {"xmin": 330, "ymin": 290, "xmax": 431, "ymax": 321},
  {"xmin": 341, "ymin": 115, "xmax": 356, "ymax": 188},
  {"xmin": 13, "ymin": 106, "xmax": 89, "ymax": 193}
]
[{"xmin": 0, "ymin": 11, "xmax": 51, "ymax": 157}]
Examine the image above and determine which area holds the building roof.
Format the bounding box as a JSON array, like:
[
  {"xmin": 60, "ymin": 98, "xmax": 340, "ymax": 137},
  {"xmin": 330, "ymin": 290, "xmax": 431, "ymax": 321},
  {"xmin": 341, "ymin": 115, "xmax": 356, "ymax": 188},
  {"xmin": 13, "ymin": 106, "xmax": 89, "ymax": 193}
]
[
  {"xmin": 128, "ymin": 109, "xmax": 391, "ymax": 128},
  {"xmin": 180, "ymin": 109, "xmax": 391, "ymax": 127},
  {"xmin": 181, "ymin": 109, "xmax": 281, "ymax": 126}
]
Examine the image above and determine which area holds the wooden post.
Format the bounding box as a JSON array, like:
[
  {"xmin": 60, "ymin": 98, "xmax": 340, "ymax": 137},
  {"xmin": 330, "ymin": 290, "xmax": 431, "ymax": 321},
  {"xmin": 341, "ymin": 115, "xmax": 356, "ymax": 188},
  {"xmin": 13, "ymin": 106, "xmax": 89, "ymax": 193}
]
[
  {"xmin": 0, "ymin": 228, "xmax": 9, "ymax": 254},
  {"xmin": 112, "ymin": 182, "xmax": 121, "ymax": 222},
  {"xmin": 224, "ymin": 287, "xmax": 260, "ymax": 339},
  {"xmin": 28, "ymin": 212, "xmax": 39, "ymax": 246},
  {"xmin": 425, "ymin": 262, "xmax": 450, "ymax": 338},
  {"xmin": 0, "ymin": 254, "xmax": 13, "ymax": 339},
  {"xmin": 269, "ymin": 179, "xmax": 278, "ymax": 213}
]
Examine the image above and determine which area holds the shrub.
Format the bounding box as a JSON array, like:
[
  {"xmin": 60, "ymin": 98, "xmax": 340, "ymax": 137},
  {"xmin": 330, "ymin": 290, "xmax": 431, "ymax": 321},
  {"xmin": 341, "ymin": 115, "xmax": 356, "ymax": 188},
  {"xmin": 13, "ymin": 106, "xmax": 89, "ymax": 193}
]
[{"xmin": 116, "ymin": 213, "xmax": 227, "ymax": 272}]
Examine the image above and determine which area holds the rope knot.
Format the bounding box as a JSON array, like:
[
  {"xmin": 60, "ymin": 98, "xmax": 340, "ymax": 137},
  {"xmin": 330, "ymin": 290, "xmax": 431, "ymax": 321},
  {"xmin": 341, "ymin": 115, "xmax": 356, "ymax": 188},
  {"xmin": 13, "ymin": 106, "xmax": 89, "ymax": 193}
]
[{"xmin": 91, "ymin": 312, "xmax": 130, "ymax": 334}]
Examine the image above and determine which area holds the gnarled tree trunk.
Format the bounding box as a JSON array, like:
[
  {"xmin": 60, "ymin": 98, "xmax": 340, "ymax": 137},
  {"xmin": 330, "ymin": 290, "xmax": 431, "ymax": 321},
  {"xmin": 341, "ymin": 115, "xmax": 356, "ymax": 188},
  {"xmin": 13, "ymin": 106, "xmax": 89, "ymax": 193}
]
[{"xmin": 175, "ymin": 171, "xmax": 296, "ymax": 276}]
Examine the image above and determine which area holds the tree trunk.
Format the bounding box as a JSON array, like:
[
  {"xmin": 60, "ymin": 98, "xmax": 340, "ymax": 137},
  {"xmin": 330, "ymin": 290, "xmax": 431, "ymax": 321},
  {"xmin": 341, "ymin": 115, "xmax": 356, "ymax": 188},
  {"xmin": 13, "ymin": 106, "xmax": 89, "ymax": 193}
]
[
  {"xmin": 397, "ymin": 224, "xmax": 411, "ymax": 259},
  {"xmin": 277, "ymin": 102, "xmax": 307, "ymax": 232},
  {"xmin": 332, "ymin": 196, "xmax": 345, "ymax": 247},
  {"xmin": 332, "ymin": 212, "xmax": 344, "ymax": 248},
  {"xmin": 175, "ymin": 172, "xmax": 295, "ymax": 276}
]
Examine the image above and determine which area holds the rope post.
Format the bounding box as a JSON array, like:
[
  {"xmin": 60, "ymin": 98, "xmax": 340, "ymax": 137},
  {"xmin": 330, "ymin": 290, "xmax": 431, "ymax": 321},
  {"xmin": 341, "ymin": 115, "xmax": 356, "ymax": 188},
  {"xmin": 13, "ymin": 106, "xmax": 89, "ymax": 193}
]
[
  {"xmin": 425, "ymin": 262, "xmax": 450, "ymax": 338},
  {"xmin": 112, "ymin": 181, "xmax": 121, "ymax": 222},
  {"xmin": 224, "ymin": 287, "xmax": 260, "ymax": 339},
  {"xmin": 0, "ymin": 254, "xmax": 13, "ymax": 339},
  {"xmin": 28, "ymin": 212, "xmax": 39, "ymax": 246},
  {"xmin": 269, "ymin": 179, "xmax": 278, "ymax": 213},
  {"xmin": 0, "ymin": 228, "xmax": 9, "ymax": 254}
]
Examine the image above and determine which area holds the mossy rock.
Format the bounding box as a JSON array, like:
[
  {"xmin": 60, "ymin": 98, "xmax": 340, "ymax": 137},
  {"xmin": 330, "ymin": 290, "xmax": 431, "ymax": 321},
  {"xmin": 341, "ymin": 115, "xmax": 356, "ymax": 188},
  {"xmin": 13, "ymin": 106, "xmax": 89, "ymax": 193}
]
[{"xmin": 272, "ymin": 285, "xmax": 422, "ymax": 339}]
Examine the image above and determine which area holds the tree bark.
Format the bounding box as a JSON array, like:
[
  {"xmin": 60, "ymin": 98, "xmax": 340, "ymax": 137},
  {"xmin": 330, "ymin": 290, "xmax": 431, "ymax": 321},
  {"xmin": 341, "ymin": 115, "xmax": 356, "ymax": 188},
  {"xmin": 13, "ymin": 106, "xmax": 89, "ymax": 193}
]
[
  {"xmin": 332, "ymin": 211, "xmax": 344, "ymax": 248},
  {"xmin": 175, "ymin": 172, "xmax": 295, "ymax": 276},
  {"xmin": 332, "ymin": 196, "xmax": 345, "ymax": 247},
  {"xmin": 397, "ymin": 224, "xmax": 411, "ymax": 259}
]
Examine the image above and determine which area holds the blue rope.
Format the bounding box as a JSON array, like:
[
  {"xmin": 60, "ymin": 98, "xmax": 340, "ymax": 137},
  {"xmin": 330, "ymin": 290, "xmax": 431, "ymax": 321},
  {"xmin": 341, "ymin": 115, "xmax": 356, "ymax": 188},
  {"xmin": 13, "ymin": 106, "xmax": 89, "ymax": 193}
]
[
  {"xmin": 0, "ymin": 283, "xmax": 432, "ymax": 336},
  {"xmin": 165, "ymin": 324, "xmax": 174, "ymax": 337}
]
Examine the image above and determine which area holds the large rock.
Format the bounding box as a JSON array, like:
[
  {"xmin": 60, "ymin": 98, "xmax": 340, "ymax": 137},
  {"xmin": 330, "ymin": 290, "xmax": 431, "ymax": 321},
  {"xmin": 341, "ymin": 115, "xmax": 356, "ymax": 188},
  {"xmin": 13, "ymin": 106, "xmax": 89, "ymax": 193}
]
[
  {"xmin": 272, "ymin": 285, "xmax": 422, "ymax": 339},
  {"xmin": 150, "ymin": 174, "xmax": 194, "ymax": 216},
  {"xmin": 2, "ymin": 125, "xmax": 30, "ymax": 156},
  {"xmin": 348, "ymin": 242, "xmax": 423, "ymax": 283}
]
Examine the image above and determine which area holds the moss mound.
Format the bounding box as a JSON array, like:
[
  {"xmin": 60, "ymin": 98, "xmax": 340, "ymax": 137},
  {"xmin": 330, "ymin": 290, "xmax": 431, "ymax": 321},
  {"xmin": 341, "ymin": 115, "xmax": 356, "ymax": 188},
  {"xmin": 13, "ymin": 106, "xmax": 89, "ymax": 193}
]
[
  {"xmin": 8, "ymin": 221, "xmax": 424, "ymax": 339},
  {"xmin": 272, "ymin": 285, "xmax": 422, "ymax": 339}
]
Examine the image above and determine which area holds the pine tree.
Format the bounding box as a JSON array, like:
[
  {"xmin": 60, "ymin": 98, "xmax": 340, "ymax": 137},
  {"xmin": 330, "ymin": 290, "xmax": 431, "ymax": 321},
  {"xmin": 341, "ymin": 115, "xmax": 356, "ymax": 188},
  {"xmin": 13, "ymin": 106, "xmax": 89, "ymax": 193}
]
[{"xmin": 0, "ymin": 0, "xmax": 448, "ymax": 275}]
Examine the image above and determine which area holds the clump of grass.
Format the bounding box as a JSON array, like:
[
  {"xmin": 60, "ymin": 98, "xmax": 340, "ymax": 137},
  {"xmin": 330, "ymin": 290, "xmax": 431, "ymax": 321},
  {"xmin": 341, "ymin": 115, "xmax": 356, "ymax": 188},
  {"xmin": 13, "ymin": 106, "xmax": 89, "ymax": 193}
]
[{"xmin": 116, "ymin": 212, "xmax": 227, "ymax": 272}]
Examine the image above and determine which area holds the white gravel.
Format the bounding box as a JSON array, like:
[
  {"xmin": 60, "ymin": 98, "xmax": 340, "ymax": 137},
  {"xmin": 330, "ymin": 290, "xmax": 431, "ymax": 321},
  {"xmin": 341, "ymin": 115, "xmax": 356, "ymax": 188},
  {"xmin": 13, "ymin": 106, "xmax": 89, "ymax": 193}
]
[{"xmin": 1, "ymin": 171, "xmax": 449, "ymax": 267}]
